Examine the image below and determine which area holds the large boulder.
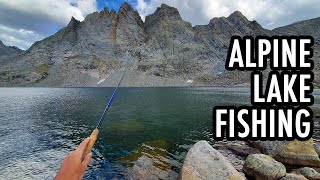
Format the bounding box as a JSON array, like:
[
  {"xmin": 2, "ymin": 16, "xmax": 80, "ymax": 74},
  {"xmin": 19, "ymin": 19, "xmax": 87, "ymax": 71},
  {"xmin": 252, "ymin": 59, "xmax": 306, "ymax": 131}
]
[
  {"xmin": 180, "ymin": 140, "xmax": 244, "ymax": 180},
  {"xmin": 243, "ymin": 154, "xmax": 286, "ymax": 180},
  {"xmin": 280, "ymin": 173, "xmax": 308, "ymax": 180},
  {"xmin": 250, "ymin": 139, "xmax": 320, "ymax": 167},
  {"xmin": 292, "ymin": 167, "xmax": 320, "ymax": 180}
]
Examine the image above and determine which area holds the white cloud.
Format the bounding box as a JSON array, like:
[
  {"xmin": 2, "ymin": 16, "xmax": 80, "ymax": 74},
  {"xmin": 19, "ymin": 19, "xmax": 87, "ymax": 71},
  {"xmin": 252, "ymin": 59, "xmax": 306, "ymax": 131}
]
[
  {"xmin": 0, "ymin": 0, "xmax": 97, "ymax": 49},
  {"xmin": 0, "ymin": 24, "xmax": 44, "ymax": 50},
  {"xmin": 134, "ymin": 0, "xmax": 320, "ymax": 29},
  {"xmin": 136, "ymin": 0, "xmax": 148, "ymax": 21},
  {"xmin": 0, "ymin": 0, "xmax": 97, "ymax": 25},
  {"xmin": 1, "ymin": 0, "xmax": 320, "ymax": 50}
]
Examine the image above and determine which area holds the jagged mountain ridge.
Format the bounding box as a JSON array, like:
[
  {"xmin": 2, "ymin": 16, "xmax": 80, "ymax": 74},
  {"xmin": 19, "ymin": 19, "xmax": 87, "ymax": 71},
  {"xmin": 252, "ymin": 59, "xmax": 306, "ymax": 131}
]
[
  {"xmin": 0, "ymin": 3, "xmax": 318, "ymax": 87},
  {"xmin": 0, "ymin": 41, "xmax": 24, "ymax": 83},
  {"xmin": 273, "ymin": 17, "xmax": 320, "ymax": 37},
  {"xmin": 0, "ymin": 40, "xmax": 23, "ymax": 58}
]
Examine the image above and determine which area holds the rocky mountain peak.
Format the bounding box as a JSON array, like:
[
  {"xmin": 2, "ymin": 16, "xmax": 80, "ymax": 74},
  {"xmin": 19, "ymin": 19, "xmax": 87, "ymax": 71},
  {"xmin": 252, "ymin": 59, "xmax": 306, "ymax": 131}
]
[
  {"xmin": 102, "ymin": 7, "xmax": 111, "ymax": 17},
  {"xmin": 144, "ymin": 3, "xmax": 185, "ymax": 33},
  {"xmin": 110, "ymin": 9, "xmax": 116, "ymax": 14},
  {"xmin": 119, "ymin": 2, "xmax": 134, "ymax": 13},
  {"xmin": 148, "ymin": 3, "xmax": 182, "ymax": 21},
  {"xmin": 227, "ymin": 10, "xmax": 248, "ymax": 23},
  {"xmin": 160, "ymin": 3, "xmax": 173, "ymax": 9},
  {"xmin": 67, "ymin": 16, "xmax": 80, "ymax": 28},
  {"xmin": 118, "ymin": 2, "xmax": 141, "ymax": 21},
  {"xmin": 103, "ymin": 7, "xmax": 109, "ymax": 13},
  {"xmin": 160, "ymin": 3, "xmax": 181, "ymax": 17},
  {"xmin": 0, "ymin": 40, "xmax": 23, "ymax": 58}
]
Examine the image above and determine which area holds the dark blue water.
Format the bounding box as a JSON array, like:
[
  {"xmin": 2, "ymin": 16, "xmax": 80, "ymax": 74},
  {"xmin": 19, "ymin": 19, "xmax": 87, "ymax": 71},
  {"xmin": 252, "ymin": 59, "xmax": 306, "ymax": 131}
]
[{"xmin": 0, "ymin": 87, "xmax": 319, "ymax": 179}]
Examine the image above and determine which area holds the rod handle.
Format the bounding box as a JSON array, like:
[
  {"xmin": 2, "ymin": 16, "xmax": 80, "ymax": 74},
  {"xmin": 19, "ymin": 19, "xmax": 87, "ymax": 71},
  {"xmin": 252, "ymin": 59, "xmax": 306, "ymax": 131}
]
[{"xmin": 82, "ymin": 128, "xmax": 99, "ymax": 159}]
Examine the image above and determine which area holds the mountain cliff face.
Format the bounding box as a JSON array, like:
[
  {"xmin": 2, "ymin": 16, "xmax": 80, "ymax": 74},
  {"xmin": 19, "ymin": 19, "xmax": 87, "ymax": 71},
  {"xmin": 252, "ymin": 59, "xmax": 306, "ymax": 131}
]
[{"xmin": 0, "ymin": 3, "xmax": 319, "ymax": 87}]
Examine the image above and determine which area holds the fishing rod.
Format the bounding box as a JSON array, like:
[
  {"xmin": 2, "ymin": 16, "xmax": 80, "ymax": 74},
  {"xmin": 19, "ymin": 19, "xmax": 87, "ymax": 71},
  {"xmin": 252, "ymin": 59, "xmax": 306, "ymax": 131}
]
[{"xmin": 82, "ymin": 56, "xmax": 129, "ymax": 159}]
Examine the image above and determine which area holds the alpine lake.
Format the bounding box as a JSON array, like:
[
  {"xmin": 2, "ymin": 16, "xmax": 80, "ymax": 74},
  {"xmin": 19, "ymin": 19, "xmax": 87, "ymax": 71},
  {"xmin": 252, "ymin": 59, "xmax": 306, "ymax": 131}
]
[{"xmin": 0, "ymin": 87, "xmax": 319, "ymax": 179}]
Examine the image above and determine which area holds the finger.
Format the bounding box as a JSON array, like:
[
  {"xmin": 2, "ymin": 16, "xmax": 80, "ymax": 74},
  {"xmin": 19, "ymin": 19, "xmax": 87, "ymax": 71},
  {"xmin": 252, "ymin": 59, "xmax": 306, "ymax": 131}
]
[
  {"xmin": 81, "ymin": 152, "xmax": 92, "ymax": 171},
  {"xmin": 76, "ymin": 137, "xmax": 90, "ymax": 153}
]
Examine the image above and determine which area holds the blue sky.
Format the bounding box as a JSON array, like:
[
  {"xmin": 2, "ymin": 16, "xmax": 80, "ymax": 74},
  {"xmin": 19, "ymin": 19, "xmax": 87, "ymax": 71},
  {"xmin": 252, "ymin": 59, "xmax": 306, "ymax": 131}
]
[
  {"xmin": 0, "ymin": 0, "xmax": 319, "ymax": 50},
  {"xmin": 97, "ymin": 0, "xmax": 127, "ymax": 12}
]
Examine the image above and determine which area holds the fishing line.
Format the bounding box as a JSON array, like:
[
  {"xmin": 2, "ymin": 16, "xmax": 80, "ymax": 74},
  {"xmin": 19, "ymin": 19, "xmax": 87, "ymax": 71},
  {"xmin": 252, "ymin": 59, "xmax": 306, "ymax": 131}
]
[
  {"xmin": 96, "ymin": 59, "xmax": 128, "ymax": 129},
  {"xmin": 82, "ymin": 52, "xmax": 130, "ymax": 159}
]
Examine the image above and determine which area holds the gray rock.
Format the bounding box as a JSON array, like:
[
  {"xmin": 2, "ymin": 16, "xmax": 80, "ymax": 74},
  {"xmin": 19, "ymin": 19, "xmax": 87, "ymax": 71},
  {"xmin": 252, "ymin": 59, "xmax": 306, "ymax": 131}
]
[
  {"xmin": 293, "ymin": 167, "xmax": 320, "ymax": 180},
  {"xmin": 280, "ymin": 173, "xmax": 308, "ymax": 180},
  {"xmin": 126, "ymin": 156, "xmax": 178, "ymax": 180},
  {"xmin": 243, "ymin": 154, "xmax": 286, "ymax": 180},
  {"xmin": 180, "ymin": 140, "xmax": 244, "ymax": 180},
  {"xmin": 214, "ymin": 140, "xmax": 255, "ymax": 173},
  {"xmin": 227, "ymin": 144, "xmax": 260, "ymax": 157},
  {"xmin": 250, "ymin": 139, "xmax": 320, "ymax": 167},
  {"xmin": 315, "ymin": 143, "xmax": 320, "ymax": 157}
]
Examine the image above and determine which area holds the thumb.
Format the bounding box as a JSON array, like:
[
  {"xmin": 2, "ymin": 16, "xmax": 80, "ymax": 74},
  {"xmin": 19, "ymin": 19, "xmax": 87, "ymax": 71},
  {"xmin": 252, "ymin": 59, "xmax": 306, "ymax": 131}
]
[
  {"xmin": 76, "ymin": 137, "xmax": 90, "ymax": 153},
  {"xmin": 82, "ymin": 152, "xmax": 92, "ymax": 171}
]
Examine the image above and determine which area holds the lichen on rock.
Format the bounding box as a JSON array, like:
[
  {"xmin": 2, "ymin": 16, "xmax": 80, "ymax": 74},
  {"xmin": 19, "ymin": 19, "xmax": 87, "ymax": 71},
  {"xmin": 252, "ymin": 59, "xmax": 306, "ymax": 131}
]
[
  {"xmin": 243, "ymin": 154, "xmax": 286, "ymax": 180},
  {"xmin": 250, "ymin": 139, "xmax": 320, "ymax": 167}
]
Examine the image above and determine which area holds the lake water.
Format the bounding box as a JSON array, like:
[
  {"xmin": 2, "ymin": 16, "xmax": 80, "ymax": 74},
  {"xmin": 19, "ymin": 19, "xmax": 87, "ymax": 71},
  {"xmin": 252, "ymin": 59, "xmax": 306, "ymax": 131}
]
[{"xmin": 0, "ymin": 87, "xmax": 319, "ymax": 179}]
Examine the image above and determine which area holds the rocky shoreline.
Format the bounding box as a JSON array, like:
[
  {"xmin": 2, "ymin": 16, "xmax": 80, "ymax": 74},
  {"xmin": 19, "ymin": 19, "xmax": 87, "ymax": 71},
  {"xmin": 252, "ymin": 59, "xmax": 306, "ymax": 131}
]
[
  {"xmin": 181, "ymin": 139, "xmax": 320, "ymax": 179},
  {"xmin": 125, "ymin": 118, "xmax": 320, "ymax": 180},
  {"xmin": 180, "ymin": 118, "xmax": 320, "ymax": 180}
]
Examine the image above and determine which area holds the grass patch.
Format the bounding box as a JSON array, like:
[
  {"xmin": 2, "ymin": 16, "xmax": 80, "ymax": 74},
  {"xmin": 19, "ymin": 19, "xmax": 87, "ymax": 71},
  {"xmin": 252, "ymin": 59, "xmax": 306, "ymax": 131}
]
[
  {"xmin": 33, "ymin": 64, "xmax": 50, "ymax": 83},
  {"xmin": 34, "ymin": 64, "xmax": 49, "ymax": 74}
]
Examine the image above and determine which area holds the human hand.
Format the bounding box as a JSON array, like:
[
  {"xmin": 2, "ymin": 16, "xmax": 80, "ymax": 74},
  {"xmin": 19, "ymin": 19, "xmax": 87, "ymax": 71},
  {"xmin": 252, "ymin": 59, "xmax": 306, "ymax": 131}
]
[{"xmin": 54, "ymin": 138, "xmax": 92, "ymax": 180}]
